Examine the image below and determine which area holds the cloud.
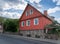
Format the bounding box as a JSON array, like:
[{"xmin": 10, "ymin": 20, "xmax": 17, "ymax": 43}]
[
  {"xmin": 0, "ymin": 0, "xmax": 27, "ymax": 19},
  {"xmin": 26, "ymin": 0, "xmax": 41, "ymax": 3},
  {"xmin": 53, "ymin": 0, "xmax": 60, "ymax": 5},
  {"xmin": 3, "ymin": 3, "xmax": 11, "ymax": 10},
  {"xmin": 0, "ymin": 0, "xmax": 43, "ymax": 19},
  {"xmin": 47, "ymin": 6, "xmax": 60, "ymax": 14},
  {"xmin": 55, "ymin": 18, "xmax": 60, "ymax": 23},
  {"xmin": 53, "ymin": 0, "xmax": 58, "ymax": 2},
  {"xmin": 1, "ymin": 12, "xmax": 21, "ymax": 19},
  {"xmin": 0, "ymin": 8, "xmax": 2, "ymax": 11},
  {"xmin": 4, "ymin": 8, "xmax": 23, "ymax": 13},
  {"xmin": 3, "ymin": 3, "xmax": 27, "ymax": 10},
  {"xmin": 2, "ymin": 0, "xmax": 27, "ymax": 10},
  {"xmin": 3, "ymin": 0, "xmax": 20, "ymax": 5}
]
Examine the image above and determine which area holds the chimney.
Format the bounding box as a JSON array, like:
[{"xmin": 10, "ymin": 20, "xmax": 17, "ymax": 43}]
[{"xmin": 44, "ymin": 10, "xmax": 48, "ymax": 16}]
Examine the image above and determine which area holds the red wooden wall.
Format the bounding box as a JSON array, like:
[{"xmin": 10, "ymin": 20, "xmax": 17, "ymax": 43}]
[{"xmin": 19, "ymin": 4, "xmax": 52, "ymax": 30}]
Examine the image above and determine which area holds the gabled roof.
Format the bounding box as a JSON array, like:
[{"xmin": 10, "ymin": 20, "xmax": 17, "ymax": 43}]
[{"xmin": 19, "ymin": 3, "xmax": 53, "ymax": 22}]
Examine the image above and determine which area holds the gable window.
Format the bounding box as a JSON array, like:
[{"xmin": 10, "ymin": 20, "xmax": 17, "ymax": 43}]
[
  {"xmin": 34, "ymin": 18, "xmax": 39, "ymax": 25},
  {"xmin": 30, "ymin": 10, "xmax": 33, "ymax": 15},
  {"xmin": 26, "ymin": 11, "xmax": 29, "ymax": 16},
  {"xmin": 26, "ymin": 20, "xmax": 30, "ymax": 26},
  {"xmin": 21, "ymin": 21, "xmax": 24, "ymax": 27}
]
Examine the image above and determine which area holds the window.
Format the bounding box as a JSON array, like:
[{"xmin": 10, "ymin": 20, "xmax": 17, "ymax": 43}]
[
  {"xmin": 26, "ymin": 10, "xmax": 33, "ymax": 16},
  {"xmin": 26, "ymin": 11, "xmax": 29, "ymax": 16},
  {"xmin": 26, "ymin": 20, "xmax": 30, "ymax": 26},
  {"xmin": 34, "ymin": 18, "xmax": 39, "ymax": 25},
  {"xmin": 30, "ymin": 10, "xmax": 33, "ymax": 14},
  {"xmin": 21, "ymin": 21, "xmax": 24, "ymax": 27}
]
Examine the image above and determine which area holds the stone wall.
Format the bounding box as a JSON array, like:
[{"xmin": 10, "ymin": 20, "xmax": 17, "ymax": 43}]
[{"xmin": 20, "ymin": 30, "xmax": 45, "ymax": 38}]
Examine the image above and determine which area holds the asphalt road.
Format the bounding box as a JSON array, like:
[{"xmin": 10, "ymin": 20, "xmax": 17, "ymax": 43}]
[{"xmin": 0, "ymin": 34, "xmax": 56, "ymax": 44}]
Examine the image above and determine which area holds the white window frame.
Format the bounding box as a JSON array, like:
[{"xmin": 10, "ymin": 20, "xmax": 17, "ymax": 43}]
[
  {"xmin": 26, "ymin": 20, "xmax": 30, "ymax": 26},
  {"xmin": 34, "ymin": 18, "xmax": 39, "ymax": 25},
  {"xmin": 26, "ymin": 11, "xmax": 29, "ymax": 16},
  {"xmin": 30, "ymin": 9, "xmax": 33, "ymax": 15},
  {"xmin": 21, "ymin": 21, "xmax": 24, "ymax": 27}
]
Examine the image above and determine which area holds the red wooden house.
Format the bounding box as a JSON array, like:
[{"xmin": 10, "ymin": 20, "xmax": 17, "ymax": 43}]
[{"xmin": 19, "ymin": 4, "xmax": 53, "ymax": 38}]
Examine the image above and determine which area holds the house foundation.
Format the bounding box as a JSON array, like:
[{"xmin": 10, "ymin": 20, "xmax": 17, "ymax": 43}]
[{"xmin": 20, "ymin": 30, "xmax": 45, "ymax": 38}]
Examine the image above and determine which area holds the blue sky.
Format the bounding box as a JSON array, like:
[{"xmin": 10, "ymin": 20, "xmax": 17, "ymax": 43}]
[{"xmin": 0, "ymin": 0, "xmax": 60, "ymax": 23}]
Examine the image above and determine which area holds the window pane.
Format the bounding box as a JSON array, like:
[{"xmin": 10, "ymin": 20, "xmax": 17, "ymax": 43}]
[
  {"xmin": 28, "ymin": 21, "xmax": 30, "ymax": 26},
  {"xmin": 30, "ymin": 10, "xmax": 33, "ymax": 14},
  {"xmin": 34, "ymin": 18, "xmax": 38, "ymax": 25},
  {"xmin": 26, "ymin": 20, "xmax": 30, "ymax": 26},
  {"xmin": 21, "ymin": 21, "xmax": 24, "ymax": 27},
  {"xmin": 26, "ymin": 11, "xmax": 29, "ymax": 16},
  {"xmin": 35, "ymin": 19, "xmax": 38, "ymax": 24}
]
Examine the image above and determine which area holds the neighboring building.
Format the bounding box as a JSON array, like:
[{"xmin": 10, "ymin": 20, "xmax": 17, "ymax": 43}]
[
  {"xmin": 19, "ymin": 4, "xmax": 53, "ymax": 38},
  {"xmin": 0, "ymin": 22, "xmax": 3, "ymax": 33}
]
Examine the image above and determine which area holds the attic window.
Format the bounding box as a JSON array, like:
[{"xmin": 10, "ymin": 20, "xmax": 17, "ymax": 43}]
[
  {"xmin": 30, "ymin": 10, "xmax": 33, "ymax": 15},
  {"xmin": 26, "ymin": 11, "xmax": 29, "ymax": 16}
]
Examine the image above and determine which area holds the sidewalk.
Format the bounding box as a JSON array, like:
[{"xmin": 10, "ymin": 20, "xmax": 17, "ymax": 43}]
[
  {"xmin": 2, "ymin": 34, "xmax": 59, "ymax": 44},
  {"xmin": 57, "ymin": 40, "xmax": 60, "ymax": 44}
]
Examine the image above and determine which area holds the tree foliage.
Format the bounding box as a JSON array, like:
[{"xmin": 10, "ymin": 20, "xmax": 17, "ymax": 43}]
[
  {"xmin": 0, "ymin": 17, "xmax": 4, "ymax": 23},
  {"xmin": 45, "ymin": 20, "xmax": 60, "ymax": 34},
  {"xmin": 3, "ymin": 19, "xmax": 19, "ymax": 32}
]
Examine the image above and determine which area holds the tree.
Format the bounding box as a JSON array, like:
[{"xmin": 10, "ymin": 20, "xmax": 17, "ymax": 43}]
[
  {"xmin": 3, "ymin": 19, "xmax": 19, "ymax": 32},
  {"xmin": 45, "ymin": 21, "xmax": 60, "ymax": 34},
  {"xmin": 45, "ymin": 21, "xmax": 60, "ymax": 40},
  {"xmin": 0, "ymin": 17, "xmax": 5, "ymax": 23}
]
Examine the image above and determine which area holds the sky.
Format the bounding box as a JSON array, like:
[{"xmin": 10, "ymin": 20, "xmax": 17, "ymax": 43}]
[{"xmin": 0, "ymin": 0, "xmax": 60, "ymax": 23}]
